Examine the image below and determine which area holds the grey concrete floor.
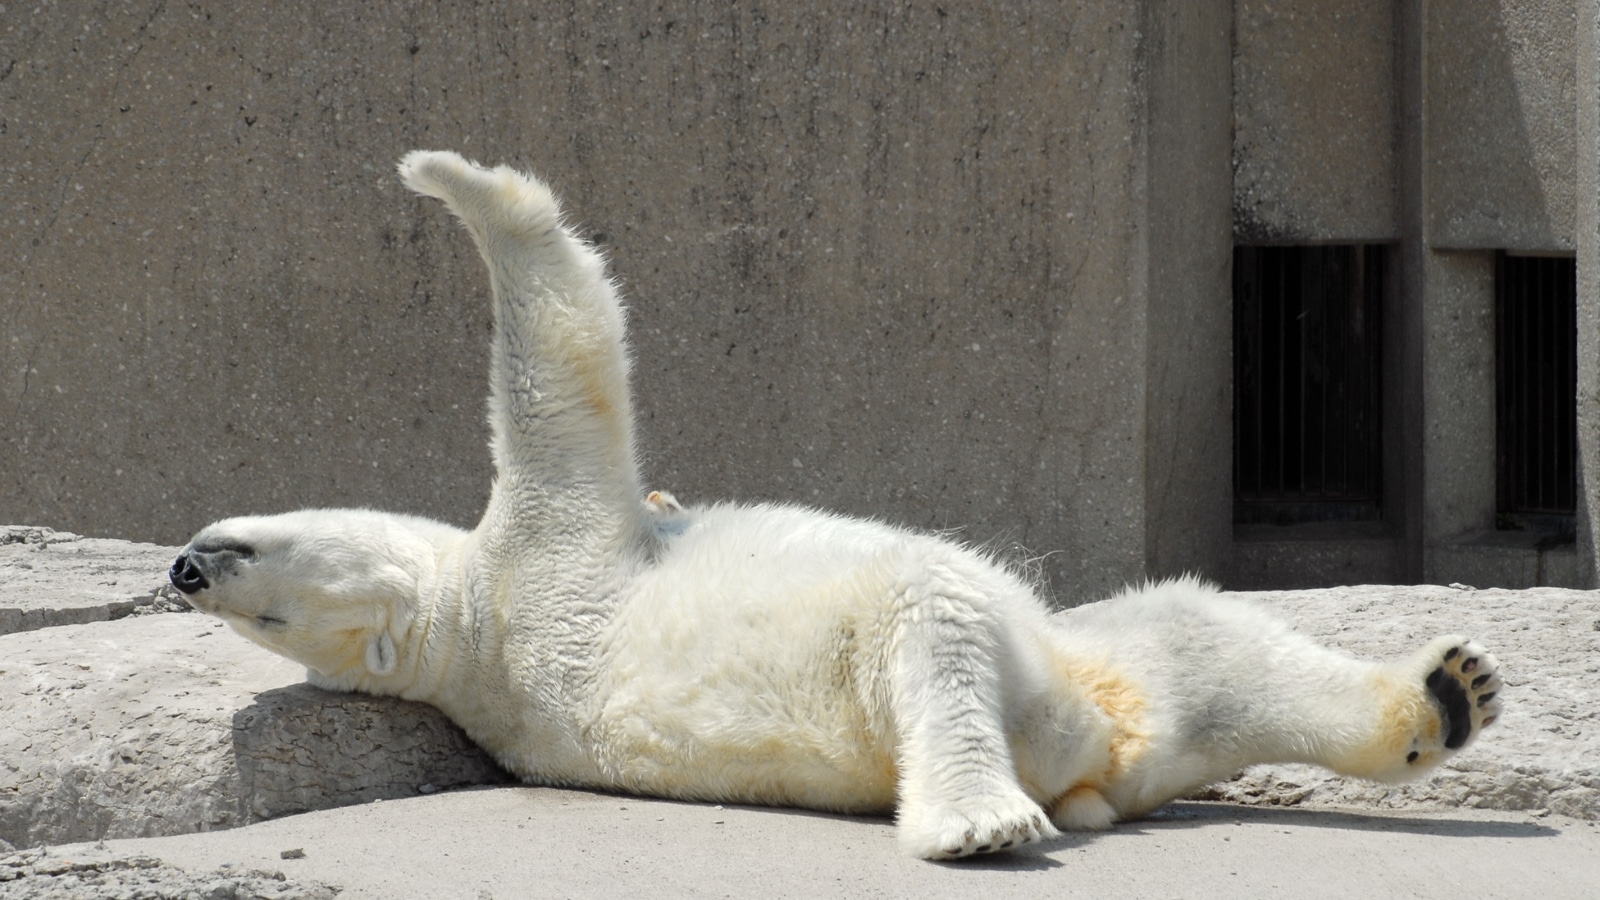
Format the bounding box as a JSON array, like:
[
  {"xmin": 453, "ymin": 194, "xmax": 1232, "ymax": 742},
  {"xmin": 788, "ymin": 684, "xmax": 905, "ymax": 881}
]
[{"xmin": 36, "ymin": 786, "xmax": 1600, "ymax": 900}]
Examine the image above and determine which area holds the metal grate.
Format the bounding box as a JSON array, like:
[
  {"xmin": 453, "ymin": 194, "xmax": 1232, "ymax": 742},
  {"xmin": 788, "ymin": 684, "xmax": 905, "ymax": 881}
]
[
  {"xmin": 1495, "ymin": 252, "xmax": 1577, "ymax": 533},
  {"xmin": 1233, "ymin": 245, "xmax": 1386, "ymax": 525}
]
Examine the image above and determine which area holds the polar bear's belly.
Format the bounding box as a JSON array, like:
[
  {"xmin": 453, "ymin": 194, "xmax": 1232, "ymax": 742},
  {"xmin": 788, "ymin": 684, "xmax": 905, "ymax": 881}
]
[
  {"xmin": 586, "ymin": 517, "xmax": 907, "ymax": 811},
  {"xmin": 594, "ymin": 682, "xmax": 900, "ymax": 813}
]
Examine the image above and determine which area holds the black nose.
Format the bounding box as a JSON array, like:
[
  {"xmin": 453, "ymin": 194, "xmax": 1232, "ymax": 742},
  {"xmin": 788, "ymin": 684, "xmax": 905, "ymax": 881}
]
[{"xmin": 169, "ymin": 553, "xmax": 210, "ymax": 594}]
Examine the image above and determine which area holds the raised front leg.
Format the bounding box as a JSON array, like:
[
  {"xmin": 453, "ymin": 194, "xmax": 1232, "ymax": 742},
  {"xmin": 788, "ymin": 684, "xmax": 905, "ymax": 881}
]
[{"xmin": 397, "ymin": 151, "xmax": 642, "ymax": 519}]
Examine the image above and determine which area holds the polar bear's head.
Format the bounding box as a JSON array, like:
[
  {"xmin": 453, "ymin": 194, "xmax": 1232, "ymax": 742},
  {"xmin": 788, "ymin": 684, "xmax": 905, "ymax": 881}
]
[{"xmin": 170, "ymin": 509, "xmax": 462, "ymax": 689}]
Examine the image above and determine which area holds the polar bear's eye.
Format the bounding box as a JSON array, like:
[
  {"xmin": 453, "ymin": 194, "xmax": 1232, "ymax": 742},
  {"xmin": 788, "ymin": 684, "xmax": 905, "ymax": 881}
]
[
  {"xmin": 255, "ymin": 614, "xmax": 287, "ymax": 628},
  {"xmin": 194, "ymin": 538, "xmax": 258, "ymax": 560}
]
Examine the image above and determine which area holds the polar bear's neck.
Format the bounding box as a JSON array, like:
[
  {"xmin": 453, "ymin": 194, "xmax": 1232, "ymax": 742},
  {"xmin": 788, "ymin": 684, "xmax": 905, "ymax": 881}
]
[{"xmin": 386, "ymin": 496, "xmax": 644, "ymax": 782}]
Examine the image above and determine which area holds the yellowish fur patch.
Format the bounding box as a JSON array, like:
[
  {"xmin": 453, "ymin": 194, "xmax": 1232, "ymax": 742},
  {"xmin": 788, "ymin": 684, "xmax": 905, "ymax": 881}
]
[
  {"xmin": 1332, "ymin": 671, "xmax": 1438, "ymax": 780},
  {"xmin": 1062, "ymin": 658, "xmax": 1152, "ymax": 785}
]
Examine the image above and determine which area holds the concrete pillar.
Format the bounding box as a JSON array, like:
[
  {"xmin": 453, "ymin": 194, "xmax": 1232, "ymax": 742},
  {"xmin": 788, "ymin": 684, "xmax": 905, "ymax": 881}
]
[
  {"xmin": 1137, "ymin": 0, "xmax": 1235, "ymax": 582},
  {"xmin": 1395, "ymin": 0, "xmax": 1429, "ymax": 583},
  {"xmin": 1576, "ymin": 0, "xmax": 1600, "ymax": 586}
]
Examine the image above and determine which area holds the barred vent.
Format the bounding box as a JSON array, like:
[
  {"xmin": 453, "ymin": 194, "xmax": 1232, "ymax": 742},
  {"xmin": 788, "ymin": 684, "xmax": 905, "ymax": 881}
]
[
  {"xmin": 1233, "ymin": 245, "xmax": 1386, "ymax": 525},
  {"xmin": 1495, "ymin": 252, "xmax": 1577, "ymax": 533}
]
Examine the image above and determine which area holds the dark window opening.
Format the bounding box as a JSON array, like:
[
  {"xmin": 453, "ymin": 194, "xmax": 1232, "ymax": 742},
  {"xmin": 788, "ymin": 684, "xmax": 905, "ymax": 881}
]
[
  {"xmin": 1495, "ymin": 252, "xmax": 1577, "ymax": 537},
  {"xmin": 1233, "ymin": 245, "xmax": 1386, "ymax": 525}
]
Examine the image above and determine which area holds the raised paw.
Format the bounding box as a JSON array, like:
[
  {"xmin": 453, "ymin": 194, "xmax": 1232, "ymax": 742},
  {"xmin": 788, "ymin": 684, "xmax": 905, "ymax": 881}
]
[
  {"xmin": 897, "ymin": 792, "xmax": 1059, "ymax": 860},
  {"xmin": 1423, "ymin": 637, "xmax": 1503, "ymax": 749},
  {"xmin": 397, "ymin": 150, "xmax": 561, "ymax": 241},
  {"xmin": 1397, "ymin": 635, "xmax": 1503, "ymax": 774}
]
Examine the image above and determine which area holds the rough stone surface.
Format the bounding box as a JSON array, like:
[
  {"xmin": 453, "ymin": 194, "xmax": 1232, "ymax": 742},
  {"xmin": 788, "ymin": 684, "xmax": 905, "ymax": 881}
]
[
  {"xmin": 0, "ymin": 526, "xmax": 184, "ymax": 636},
  {"xmin": 0, "ymin": 847, "xmax": 339, "ymax": 900},
  {"xmin": 1204, "ymin": 584, "xmax": 1600, "ymax": 819},
  {"xmin": 231, "ymin": 683, "xmax": 511, "ymax": 824},
  {"xmin": 0, "ymin": 612, "xmax": 507, "ymax": 850}
]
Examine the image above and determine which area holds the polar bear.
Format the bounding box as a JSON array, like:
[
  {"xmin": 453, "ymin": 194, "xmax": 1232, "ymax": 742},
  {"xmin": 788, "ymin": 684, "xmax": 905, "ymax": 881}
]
[{"xmin": 169, "ymin": 151, "xmax": 1503, "ymax": 860}]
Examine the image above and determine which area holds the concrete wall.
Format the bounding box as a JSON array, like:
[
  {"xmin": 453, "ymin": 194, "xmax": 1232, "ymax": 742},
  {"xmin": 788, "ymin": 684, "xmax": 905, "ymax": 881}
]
[
  {"xmin": 1420, "ymin": 251, "xmax": 1497, "ymax": 549},
  {"xmin": 1426, "ymin": 0, "xmax": 1577, "ymax": 251},
  {"xmin": 10, "ymin": 1, "xmax": 1585, "ymax": 594},
  {"xmin": 1230, "ymin": 0, "xmax": 1597, "ymax": 589},
  {"xmin": 1232, "ymin": 0, "xmax": 1397, "ymax": 242},
  {"xmin": 1229, "ymin": 0, "xmax": 1409, "ymax": 587},
  {"xmin": 1, "ymin": 2, "xmax": 1234, "ymax": 602},
  {"xmin": 1141, "ymin": 0, "xmax": 1234, "ymax": 581},
  {"xmin": 1420, "ymin": 0, "xmax": 1588, "ymax": 587}
]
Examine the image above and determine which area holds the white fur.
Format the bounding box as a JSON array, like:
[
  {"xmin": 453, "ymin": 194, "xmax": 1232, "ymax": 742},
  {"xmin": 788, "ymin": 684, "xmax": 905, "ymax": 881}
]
[{"xmin": 172, "ymin": 152, "xmax": 1505, "ymax": 860}]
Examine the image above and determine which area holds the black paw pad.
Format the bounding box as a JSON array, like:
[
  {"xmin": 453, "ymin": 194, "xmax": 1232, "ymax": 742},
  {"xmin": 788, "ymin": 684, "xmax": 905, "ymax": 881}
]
[{"xmin": 1426, "ymin": 666, "xmax": 1473, "ymax": 750}]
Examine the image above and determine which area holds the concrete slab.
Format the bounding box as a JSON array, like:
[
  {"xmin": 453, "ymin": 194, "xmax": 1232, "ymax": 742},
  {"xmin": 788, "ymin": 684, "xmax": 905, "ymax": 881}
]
[
  {"xmin": 5, "ymin": 791, "xmax": 1596, "ymax": 900},
  {"xmin": 0, "ymin": 614, "xmax": 506, "ymax": 849},
  {"xmin": 0, "ymin": 526, "xmax": 181, "ymax": 636}
]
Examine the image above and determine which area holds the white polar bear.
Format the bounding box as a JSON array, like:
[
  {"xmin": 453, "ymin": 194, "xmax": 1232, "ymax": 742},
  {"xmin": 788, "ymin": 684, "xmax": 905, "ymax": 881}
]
[{"xmin": 169, "ymin": 151, "xmax": 1504, "ymax": 860}]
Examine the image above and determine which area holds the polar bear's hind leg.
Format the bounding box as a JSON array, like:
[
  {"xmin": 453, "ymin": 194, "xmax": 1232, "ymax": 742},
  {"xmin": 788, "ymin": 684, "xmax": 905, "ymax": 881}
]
[
  {"xmin": 1369, "ymin": 636, "xmax": 1502, "ymax": 779},
  {"xmin": 1321, "ymin": 635, "xmax": 1503, "ymax": 783}
]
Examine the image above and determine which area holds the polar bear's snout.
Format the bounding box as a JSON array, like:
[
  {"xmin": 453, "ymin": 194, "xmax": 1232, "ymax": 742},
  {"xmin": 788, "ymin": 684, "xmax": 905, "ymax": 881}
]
[
  {"xmin": 169, "ymin": 539, "xmax": 257, "ymax": 596},
  {"xmin": 169, "ymin": 552, "xmax": 210, "ymax": 593}
]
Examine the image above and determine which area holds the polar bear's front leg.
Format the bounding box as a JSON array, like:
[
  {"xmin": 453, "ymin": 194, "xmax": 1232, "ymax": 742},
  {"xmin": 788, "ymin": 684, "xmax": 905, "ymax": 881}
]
[
  {"xmin": 397, "ymin": 151, "xmax": 642, "ymax": 518},
  {"xmin": 885, "ymin": 564, "xmax": 1059, "ymax": 859},
  {"xmin": 1332, "ymin": 636, "xmax": 1503, "ymax": 781}
]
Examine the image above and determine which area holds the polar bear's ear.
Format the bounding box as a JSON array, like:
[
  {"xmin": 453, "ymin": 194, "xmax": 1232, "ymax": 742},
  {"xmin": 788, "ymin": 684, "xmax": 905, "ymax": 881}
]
[{"xmin": 365, "ymin": 631, "xmax": 399, "ymax": 676}]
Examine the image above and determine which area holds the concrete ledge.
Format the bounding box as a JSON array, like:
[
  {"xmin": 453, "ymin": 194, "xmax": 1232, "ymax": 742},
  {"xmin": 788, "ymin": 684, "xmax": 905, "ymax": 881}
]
[
  {"xmin": 0, "ymin": 527, "xmax": 184, "ymax": 636},
  {"xmin": 232, "ymin": 683, "xmax": 510, "ymax": 824},
  {"xmin": 1229, "ymin": 523, "xmax": 1400, "ymax": 589},
  {"xmin": 0, "ymin": 613, "xmax": 507, "ymax": 850},
  {"xmin": 1428, "ymin": 531, "xmax": 1582, "ymax": 589}
]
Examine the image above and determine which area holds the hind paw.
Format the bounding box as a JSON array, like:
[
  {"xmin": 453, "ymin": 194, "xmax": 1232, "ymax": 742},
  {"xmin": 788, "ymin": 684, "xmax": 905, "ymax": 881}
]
[
  {"xmin": 1401, "ymin": 636, "xmax": 1503, "ymax": 771},
  {"xmin": 1423, "ymin": 637, "xmax": 1502, "ymax": 747},
  {"xmin": 898, "ymin": 792, "xmax": 1058, "ymax": 860}
]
